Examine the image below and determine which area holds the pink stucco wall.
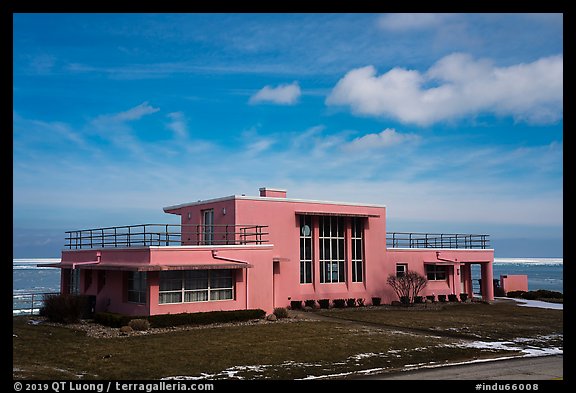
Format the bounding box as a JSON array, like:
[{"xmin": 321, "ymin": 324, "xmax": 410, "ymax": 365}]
[{"xmin": 500, "ymin": 274, "xmax": 528, "ymax": 294}]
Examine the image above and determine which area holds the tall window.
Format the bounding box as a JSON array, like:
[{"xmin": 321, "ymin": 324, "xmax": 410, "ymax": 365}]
[
  {"xmin": 69, "ymin": 269, "xmax": 80, "ymax": 295},
  {"xmin": 127, "ymin": 271, "xmax": 147, "ymax": 304},
  {"xmin": 300, "ymin": 215, "xmax": 313, "ymax": 284},
  {"xmin": 319, "ymin": 216, "xmax": 345, "ymax": 283},
  {"xmin": 159, "ymin": 270, "xmax": 234, "ymax": 304},
  {"xmin": 351, "ymin": 217, "xmax": 364, "ymax": 282},
  {"xmin": 425, "ymin": 265, "xmax": 447, "ymax": 281},
  {"xmin": 202, "ymin": 209, "xmax": 214, "ymax": 245}
]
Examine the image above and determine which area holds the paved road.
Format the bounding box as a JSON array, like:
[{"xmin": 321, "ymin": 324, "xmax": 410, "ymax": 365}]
[{"xmin": 359, "ymin": 355, "xmax": 563, "ymax": 380}]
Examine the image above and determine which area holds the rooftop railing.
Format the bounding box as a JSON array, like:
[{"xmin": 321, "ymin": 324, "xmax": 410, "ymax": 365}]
[
  {"xmin": 65, "ymin": 224, "xmax": 269, "ymax": 250},
  {"xmin": 387, "ymin": 232, "xmax": 490, "ymax": 249}
]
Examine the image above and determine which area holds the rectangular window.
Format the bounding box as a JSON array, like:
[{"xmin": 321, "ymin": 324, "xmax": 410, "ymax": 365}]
[
  {"xmin": 159, "ymin": 270, "xmax": 234, "ymax": 304},
  {"xmin": 202, "ymin": 209, "xmax": 214, "ymax": 245},
  {"xmin": 396, "ymin": 263, "xmax": 408, "ymax": 277},
  {"xmin": 69, "ymin": 269, "xmax": 80, "ymax": 295},
  {"xmin": 319, "ymin": 216, "xmax": 345, "ymax": 283},
  {"xmin": 209, "ymin": 270, "xmax": 234, "ymax": 301},
  {"xmin": 425, "ymin": 265, "xmax": 447, "ymax": 281},
  {"xmin": 351, "ymin": 217, "xmax": 364, "ymax": 282},
  {"xmin": 127, "ymin": 271, "xmax": 147, "ymax": 304},
  {"xmin": 299, "ymin": 215, "xmax": 313, "ymax": 284}
]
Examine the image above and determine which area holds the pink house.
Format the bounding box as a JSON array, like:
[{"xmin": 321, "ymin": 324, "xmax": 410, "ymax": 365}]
[{"xmin": 50, "ymin": 187, "xmax": 494, "ymax": 315}]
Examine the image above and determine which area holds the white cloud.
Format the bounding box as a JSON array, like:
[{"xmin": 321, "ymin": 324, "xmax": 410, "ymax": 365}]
[
  {"xmin": 167, "ymin": 112, "xmax": 188, "ymax": 138},
  {"xmin": 249, "ymin": 82, "xmax": 301, "ymax": 105},
  {"xmin": 378, "ymin": 13, "xmax": 456, "ymax": 31},
  {"xmin": 110, "ymin": 102, "xmax": 160, "ymax": 122},
  {"xmin": 93, "ymin": 102, "xmax": 160, "ymax": 126},
  {"xmin": 326, "ymin": 53, "xmax": 563, "ymax": 126},
  {"xmin": 344, "ymin": 128, "xmax": 420, "ymax": 152}
]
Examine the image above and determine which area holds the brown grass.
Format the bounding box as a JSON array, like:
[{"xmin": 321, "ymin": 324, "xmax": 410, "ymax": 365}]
[{"xmin": 13, "ymin": 300, "xmax": 562, "ymax": 380}]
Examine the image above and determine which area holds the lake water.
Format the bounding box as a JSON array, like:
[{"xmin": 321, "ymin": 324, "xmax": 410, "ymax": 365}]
[{"xmin": 471, "ymin": 258, "xmax": 563, "ymax": 293}]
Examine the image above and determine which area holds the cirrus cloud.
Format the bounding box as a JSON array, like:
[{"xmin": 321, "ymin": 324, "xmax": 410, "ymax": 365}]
[
  {"xmin": 344, "ymin": 128, "xmax": 420, "ymax": 152},
  {"xmin": 249, "ymin": 82, "xmax": 301, "ymax": 105},
  {"xmin": 326, "ymin": 53, "xmax": 563, "ymax": 126}
]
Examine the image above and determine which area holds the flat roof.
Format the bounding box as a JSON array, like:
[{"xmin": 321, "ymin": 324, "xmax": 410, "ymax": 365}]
[{"xmin": 163, "ymin": 194, "xmax": 386, "ymax": 212}]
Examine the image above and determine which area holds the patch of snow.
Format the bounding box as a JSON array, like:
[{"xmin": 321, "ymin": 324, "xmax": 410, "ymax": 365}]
[
  {"xmin": 506, "ymin": 297, "xmax": 563, "ymax": 310},
  {"xmin": 456, "ymin": 339, "xmax": 563, "ymax": 357}
]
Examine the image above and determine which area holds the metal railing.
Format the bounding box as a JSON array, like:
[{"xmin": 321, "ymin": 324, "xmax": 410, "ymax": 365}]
[
  {"xmin": 387, "ymin": 232, "xmax": 490, "ymax": 249},
  {"xmin": 65, "ymin": 224, "xmax": 269, "ymax": 249},
  {"xmin": 13, "ymin": 292, "xmax": 59, "ymax": 316}
]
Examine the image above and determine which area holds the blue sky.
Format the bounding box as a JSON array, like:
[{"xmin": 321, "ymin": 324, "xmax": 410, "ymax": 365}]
[{"xmin": 13, "ymin": 13, "xmax": 563, "ymax": 258}]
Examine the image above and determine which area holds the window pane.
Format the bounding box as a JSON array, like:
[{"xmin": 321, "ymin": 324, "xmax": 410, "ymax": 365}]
[
  {"xmin": 185, "ymin": 290, "xmax": 208, "ymax": 302},
  {"xmin": 356, "ymin": 261, "xmax": 363, "ymax": 282},
  {"xmin": 185, "ymin": 270, "xmax": 208, "ymax": 290},
  {"xmin": 331, "ymin": 239, "xmax": 338, "ymax": 259},
  {"xmin": 160, "ymin": 278, "xmax": 182, "ymax": 291},
  {"xmin": 354, "ymin": 239, "xmax": 362, "ymax": 259},
  {"xmin": 210, "ymin": 289, "xmax": 233, "ymax": 301},
  {"xmin": 159, "ymin": 292, "xmax": 182, "ymax": 304},
  {"xmin": 331, "ymin": 262, "xmax": 339, "ymax": 282},
  {"xmin": 210, "ymin": 270, "xmax": 233, "ymax": 288},
  {"xmin": 305, "ymin": 261, "xmax": 312, "ymax": 283},
  {"xmin": 322, "ymin": 239, "xmax": 330, "ymax": 260}
]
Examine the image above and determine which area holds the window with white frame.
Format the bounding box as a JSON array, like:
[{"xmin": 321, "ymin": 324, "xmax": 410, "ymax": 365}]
[
  {"xmin": 159, "ymin": 270, "xmax": 234, "ymax": 304},
  {"xmin": 300, "ymin": 215, "xmax": 313, "ymax": 284},
  {"xmin": 396, "ymin": 263, "xmax": 408, "ymax": 277},
  {"xmin": 425, "ymin": 264, "xmax": 447, "ymax": 281},
  {"xmin": 351, "ymin": 217, "xmax": 364, "ymax": 282},
  {"xmin": 319, "ymin": 216, "xmax": 345, "ymax": 283},
  {"xmin": 127, "ymin": 271, "xmax": 147, "ymax": 304}
]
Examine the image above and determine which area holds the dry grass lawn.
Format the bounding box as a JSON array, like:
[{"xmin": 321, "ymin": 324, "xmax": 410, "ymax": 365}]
[{"xmin": 13, "ymin": 300, "xmax": 562, "ymax": 380}]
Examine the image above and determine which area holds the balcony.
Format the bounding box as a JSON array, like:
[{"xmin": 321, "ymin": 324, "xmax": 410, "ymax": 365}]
[
  {"xmin": 65, "ymin": 224, "xmax": 269, "ymax": 250},
  {"xmin": 387, "ymin": 232, "xmax": 490, "ymax": 249}
]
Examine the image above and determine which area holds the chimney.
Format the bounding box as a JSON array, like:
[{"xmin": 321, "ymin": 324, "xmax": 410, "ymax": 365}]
[{"xmin": 259, "ymin": 187, "xmax": 287, "ymax": 198}]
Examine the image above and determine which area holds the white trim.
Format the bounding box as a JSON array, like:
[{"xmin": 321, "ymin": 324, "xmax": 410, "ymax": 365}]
[
  {"xmin": 163, "ymin": 194, "xmax": 386, "ymax": 212},
  {"xmin": 387, "ymin": 248, "xmax": 494, "ymax": 252}
]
